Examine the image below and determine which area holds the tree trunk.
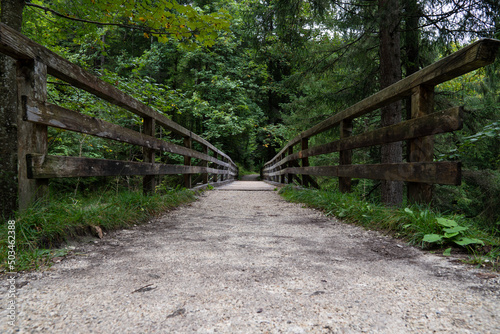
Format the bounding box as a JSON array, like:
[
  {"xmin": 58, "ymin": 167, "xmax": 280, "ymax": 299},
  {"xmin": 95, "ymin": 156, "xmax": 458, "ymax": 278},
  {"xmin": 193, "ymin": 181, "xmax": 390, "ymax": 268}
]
[
  {"xmin": 0, "ymin": 0, "xmax": 25, "ymax": 218},
  {"xmin": 379, "ymin": 0, "xmax": 403, "ymax": 206}
]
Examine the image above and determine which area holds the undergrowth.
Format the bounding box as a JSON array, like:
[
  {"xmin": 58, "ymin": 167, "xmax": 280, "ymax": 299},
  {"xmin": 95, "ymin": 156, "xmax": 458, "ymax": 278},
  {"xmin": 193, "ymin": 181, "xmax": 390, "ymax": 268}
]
[
  {"xmin": 279, "ymin": 185, "xmax": 500, "ymax": 271},
  {"xmin": 0, "ymin": 188, "xmax": 196, "ymax": 272}
]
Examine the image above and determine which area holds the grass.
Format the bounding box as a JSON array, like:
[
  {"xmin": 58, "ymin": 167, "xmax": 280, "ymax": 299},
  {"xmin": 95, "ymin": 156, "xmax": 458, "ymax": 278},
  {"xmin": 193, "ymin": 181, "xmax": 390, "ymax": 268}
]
[
  {"xmin": 0, "ymin": 188, "xmax": 196, "ymax": 272},
  {"xmin": 278, "ymin": 185, "xmax": 500, "ymax": 271}
]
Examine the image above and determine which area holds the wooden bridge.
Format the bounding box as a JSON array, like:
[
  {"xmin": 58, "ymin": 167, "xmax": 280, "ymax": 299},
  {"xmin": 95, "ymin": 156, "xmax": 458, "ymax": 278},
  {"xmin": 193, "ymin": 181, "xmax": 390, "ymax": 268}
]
[
  {"xmin": 0, "ymin": 23, "xmax": 238, "ymax": 211},
  {"xmin": 263, "ymin": 39, "xmax": 500, "ymax": 203},
  {"xmin": 1, "ymin": 25, "xmax": 500, "ymax": 333},
  {"xmin": 1, "ymin": 22, "xmax": 499, "ymax": 210}
]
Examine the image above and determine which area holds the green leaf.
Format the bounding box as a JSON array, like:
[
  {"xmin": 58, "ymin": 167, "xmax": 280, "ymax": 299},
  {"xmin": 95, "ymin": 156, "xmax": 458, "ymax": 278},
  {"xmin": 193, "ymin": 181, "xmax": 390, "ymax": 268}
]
[
  {"xmin": 436, "ymin": 218, "xmax": 458, "ymax": 228},
  {"xmin": 443, "ymin": 232, "xmax": 459, "ymax": 238},
  {"xmin": 454, "ymin": 237, "xmax": 484, "ymax": 246},
  {"xmin": 443, "ymin": 248, "xmax": 452, "ymax": 256},
  {"xmin": 423, "ymin": 234, "xmax": 443, "ymax": 243},
  {"xmin": 443, "ymin": 226, "xmax": 468, "ymax": 234},
  {"xmin": 404, "ymin": 208, "xmax": 414, "ymax": 217}
]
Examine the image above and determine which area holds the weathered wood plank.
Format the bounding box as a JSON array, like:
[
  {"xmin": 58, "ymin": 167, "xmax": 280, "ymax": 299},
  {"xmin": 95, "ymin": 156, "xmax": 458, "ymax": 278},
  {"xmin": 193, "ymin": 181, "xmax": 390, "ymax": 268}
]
[
  {"xmin": 408, "ymin": 85, "xmax": 436, "ymax": 203},
  {"xmin": 301, "ymin": 138, "xmax": 310, "ymax": 187},
  {"xmin": 0, "ymin": 23, "xmax": 234, "ymax": 164},
  {"xmin": 287, "ymin": 146, "xmax": 294, "ymax": 184},
  {"xmin": 17, "ymin": 60, "xmax": 48, "ymax": 210},
  {"xmin": 270, "ymin": 107, "xmax": 463, "ymax": 170},
  {"xmin": 339, "ymin": 119, "xmax": 353, "ymax": 192},
  {"xmin": 142, "ymin": 117, "xmax": 155, "ymax": 194},
  {"xmin": 27, "ymin": 154, "xmax": 231, "ymax": 179},
  {"xmin": 24, "ymin": 99, "xmax": 232, "ymax": 168},
  {"xmin": 268, "ymin": 38, "xmax": 500, "ymax": 161},
  {"xmin": 184, "ymin": 136, "xmax": 192, "ymax": 188},
  {"xmin": 268, "ymin": 162, "xmax": 461, "ymax": 185},
  {"xmin": 202, "ymin": 145, "xmax": 209, "ymax": 184}
]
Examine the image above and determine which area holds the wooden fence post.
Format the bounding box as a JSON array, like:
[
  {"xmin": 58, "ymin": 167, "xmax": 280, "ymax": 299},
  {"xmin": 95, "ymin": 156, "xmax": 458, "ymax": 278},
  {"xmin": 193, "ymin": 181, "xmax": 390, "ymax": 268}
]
[
  {"xmin": 408, "ymin": 85, "xmax": 434, "ymax": 203},
  {"xmin": 184, "ymin": 136, "xmax": 192, "ymax": 188},
  {"xmin": 202, "ymin": 145, "xmax": 209, "ymax": 185},
  {"xmin": 221, "ymin": 157, "xmax": 226, "ymax": 182},
  {"xmin": 142, "ymin": 116, "xmax": 155, "ymax": 194},
  {"xmin": 18, "ymin": 59, "xmax": 48, "ymax": 210},
  {"xmin": 339, "ymin": 119, "xmax": 353, "ymax": 192},
  {"xmin": 301, "ymin": 137, "xmax": 310, "ymax": 187},
  {"xmin": 280, "ymin": 152, "xmax": 286, "ymax": 184},
  {"xmin": 287, "ymin": 146, "xmax": 294, "ymax": 184},
  {"xmin": 214, "ymin": 151, "xmax": 219, "ymax": 183}
]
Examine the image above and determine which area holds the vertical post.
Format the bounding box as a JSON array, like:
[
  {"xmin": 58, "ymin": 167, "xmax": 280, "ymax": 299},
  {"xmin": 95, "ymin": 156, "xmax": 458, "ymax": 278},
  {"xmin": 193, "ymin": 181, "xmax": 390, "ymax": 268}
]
[
  {"xmin": 339, "ymin": 119, "xmax": 353, "ymax": 192},
  {"xmin": 202, "ymin": 145, "xmax": 209, "ymax": 185},
  {"xmin": 142, "ymin": 117, "xmax": 155, "ymax": 194},
  {"xmin": 287, "ymin": 146, "xmax": 294, "ymax": 184},
  {"xmin": 18, "ymin": 59, "xmax": 48, "ymax": 210},
  {"xmin": 221, "ymin": 157, "xmax": 226, "ymax": 182},
  {"xmin": 214, "ymin": 151, "xmax": 219, "ymax": 183},
  {"xmin": 279, "ymin": 152, "xmax": 286, "ymax": 184},
  {"xmin": 408, "ymin": 85, "xmax": 434, "ymax": 203},
  {"xmin": 301, "ymin": 137, "xmax": 310, "ymax": 187},
  {"xmin": 184, "ymin": 136, "xmax": 192, "ymax": 188}
]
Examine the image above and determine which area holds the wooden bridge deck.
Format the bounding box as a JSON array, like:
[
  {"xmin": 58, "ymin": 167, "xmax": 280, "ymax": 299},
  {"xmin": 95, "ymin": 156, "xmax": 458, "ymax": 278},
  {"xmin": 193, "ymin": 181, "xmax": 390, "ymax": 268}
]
[
  {"xmin": 218, "ymin": 178, "xmax": 276, "ymax": 191},
  {"xmin": 4, "ymin": 187, "xmax": 499, "ymax": 333}
]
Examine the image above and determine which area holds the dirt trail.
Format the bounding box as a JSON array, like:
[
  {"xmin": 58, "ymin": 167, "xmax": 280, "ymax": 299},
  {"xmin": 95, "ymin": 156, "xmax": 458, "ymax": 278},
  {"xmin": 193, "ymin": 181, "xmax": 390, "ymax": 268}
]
[{"xmin": 1, "ymin": 181, "xmax": 499, "ymax": 333}]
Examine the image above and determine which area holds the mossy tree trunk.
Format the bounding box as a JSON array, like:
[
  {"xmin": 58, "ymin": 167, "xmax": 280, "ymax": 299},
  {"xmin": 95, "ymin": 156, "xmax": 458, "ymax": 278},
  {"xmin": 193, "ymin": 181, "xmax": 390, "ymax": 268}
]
[
  {"xmin": 0, "ymin": 0, "xmax": 25, "ymax": 218},
  {"xmin": 379, "ymin": 0, "xmax": 403, "ymax": 206}
]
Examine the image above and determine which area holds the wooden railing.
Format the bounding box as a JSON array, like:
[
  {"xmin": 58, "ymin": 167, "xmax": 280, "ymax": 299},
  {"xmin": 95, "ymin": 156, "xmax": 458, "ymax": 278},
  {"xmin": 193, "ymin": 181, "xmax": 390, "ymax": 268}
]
[
  {"xmin": 262, "ymin": 38, "xmax": 500, "ymax": 203},
  {"xmin": 0, "ymin": 23, "xmax": 238, "ymax": 210}
]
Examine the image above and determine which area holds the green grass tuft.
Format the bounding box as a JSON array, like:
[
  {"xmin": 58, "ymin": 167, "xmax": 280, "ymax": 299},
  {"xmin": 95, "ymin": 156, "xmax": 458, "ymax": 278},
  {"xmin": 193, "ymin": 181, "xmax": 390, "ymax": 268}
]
[
  {"xmin": 279, "ymin": 185, "xmax": 500, "ymax": 269},
  {"xmin": 1, "ymin": 189, "xmax": 196, "ymax": 272}
]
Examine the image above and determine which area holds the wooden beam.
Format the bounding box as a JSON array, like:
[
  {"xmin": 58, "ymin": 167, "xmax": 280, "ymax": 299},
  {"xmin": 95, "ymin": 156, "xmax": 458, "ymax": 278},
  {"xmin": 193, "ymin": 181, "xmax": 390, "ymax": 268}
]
[
  {"xmin": 202, "ymin": 145, "xmax": 209, "ymax": 184},
  {"xmin": 23, "ymin": 99, "xmax": 232, "ymax": 168},
  {"xmin": 301, "ymin": 138, "xmax": 310, "ymax": 187},
  {"xmin": 266, "ymin": 38, "xmax": 500, "ymax": 162},
  {"xmin": 184, "ymin": 136, "xmax": 192, "ymax": 188},
  {"xmin": 408, "ymin": 85, "xmax": 436, "ymax": 203},
  {"xmin": 269, "ymin": 162, "xmax": 461, "ymax": 185},
  {"xmin": 143, "ymin": 117, "xmax": 155, "ymax": 194},
  {"xmin": 17, "ymin": 60, "xmax": 48, "ymax": 210},
  {"xmin": 270, "ymin": 107, "xmax": 463, "ymax": 170},
  {"xmin": 339, "ymin": 119, "xmax": 353, "ymax": 192},
  {"xmin": 27, "ymin": 154, "xmax": 230, "ymax": 178},
  {"xmin": 287, "ymin": 146, "xmax": 294, "ymax": 184},
  {"xmin": 0, "ymin": 23, "xmax": 235, "ymax": 165}
]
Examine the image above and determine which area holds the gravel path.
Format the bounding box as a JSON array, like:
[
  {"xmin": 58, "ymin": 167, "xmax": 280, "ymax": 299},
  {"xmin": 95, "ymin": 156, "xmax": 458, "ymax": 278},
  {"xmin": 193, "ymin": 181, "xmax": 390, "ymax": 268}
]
[{"xmin": 1, "ymin": 182, "xmax": 499, "ymax": 333}]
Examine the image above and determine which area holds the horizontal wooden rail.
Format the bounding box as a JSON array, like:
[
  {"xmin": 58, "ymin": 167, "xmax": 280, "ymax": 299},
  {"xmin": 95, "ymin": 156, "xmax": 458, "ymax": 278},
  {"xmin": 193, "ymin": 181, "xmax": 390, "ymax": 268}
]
[
  {"xmin": 264, "ymin": 162, "xmax": 461, "ymax": 185},
  {"xmin": 0, "ymin": 23, "xmax": 238, "ymax": 210},
  {"xmin": 0, "ymin": 22, "xmax": 233, "ymax": 163},
  {"xmin": 263, "ymin": 38, "xmax": 500, "ymax": 204},
  {"xmin": 268, "ymin": 107, "xmax": 463, "ymax": 170},
  {"xmin": 271, "ymin": 39, "xmax": 500, "ymax": 160},
  {"xmin": 27, "ymin": 154, "xmax": 232, "ymax": 179},
  {"xmin": 23, "ymin": 98, "xmax": 232, "ymax": 168}
]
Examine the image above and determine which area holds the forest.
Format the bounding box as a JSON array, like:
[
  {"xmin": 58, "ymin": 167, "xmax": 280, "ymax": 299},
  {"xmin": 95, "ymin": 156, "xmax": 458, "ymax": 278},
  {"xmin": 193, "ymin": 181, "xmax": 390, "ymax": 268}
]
[{"xmin": 0, "ymin": 0, "xmax": 499, "ymax": 269}]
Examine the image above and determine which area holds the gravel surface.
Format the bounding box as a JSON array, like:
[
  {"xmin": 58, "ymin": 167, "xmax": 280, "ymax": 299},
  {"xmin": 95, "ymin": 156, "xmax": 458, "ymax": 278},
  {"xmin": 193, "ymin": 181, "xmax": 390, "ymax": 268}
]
[{"xmin": 1, "ymin": 181, "xmax": 499, "ymax": 333}]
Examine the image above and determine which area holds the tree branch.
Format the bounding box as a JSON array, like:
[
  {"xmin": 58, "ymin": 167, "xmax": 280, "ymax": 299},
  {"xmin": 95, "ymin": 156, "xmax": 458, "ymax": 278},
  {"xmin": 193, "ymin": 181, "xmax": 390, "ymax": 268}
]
[{"xmin": 25, "ymin": 2, "xmax": 156, "ymax": 34}]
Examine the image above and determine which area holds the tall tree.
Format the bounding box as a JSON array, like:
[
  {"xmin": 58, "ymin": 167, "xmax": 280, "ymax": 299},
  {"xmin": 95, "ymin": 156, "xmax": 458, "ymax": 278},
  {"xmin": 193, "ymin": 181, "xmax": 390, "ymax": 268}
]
[{"xmin": 0, "ymin": 0, "xmax": 26, "ymax": 219}]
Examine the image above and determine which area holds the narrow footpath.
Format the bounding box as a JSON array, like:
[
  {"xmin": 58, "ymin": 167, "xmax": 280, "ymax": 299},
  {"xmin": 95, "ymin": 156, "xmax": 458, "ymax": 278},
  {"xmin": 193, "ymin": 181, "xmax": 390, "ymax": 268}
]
[{"xmin": 2, "ymin": 180, "xmax": 499, "ymax": 333}]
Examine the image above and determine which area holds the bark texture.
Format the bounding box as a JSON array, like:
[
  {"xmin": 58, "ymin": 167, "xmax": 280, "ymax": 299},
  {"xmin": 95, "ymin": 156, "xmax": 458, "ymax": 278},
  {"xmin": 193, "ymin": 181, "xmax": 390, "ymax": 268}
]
[
  {"xmin": 0, "ymin": 0, "xmax": 25, "ymax": 218},
  {"xmin": 379, "ymin": 0, "xmax": 403, "ymax": 206}
]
